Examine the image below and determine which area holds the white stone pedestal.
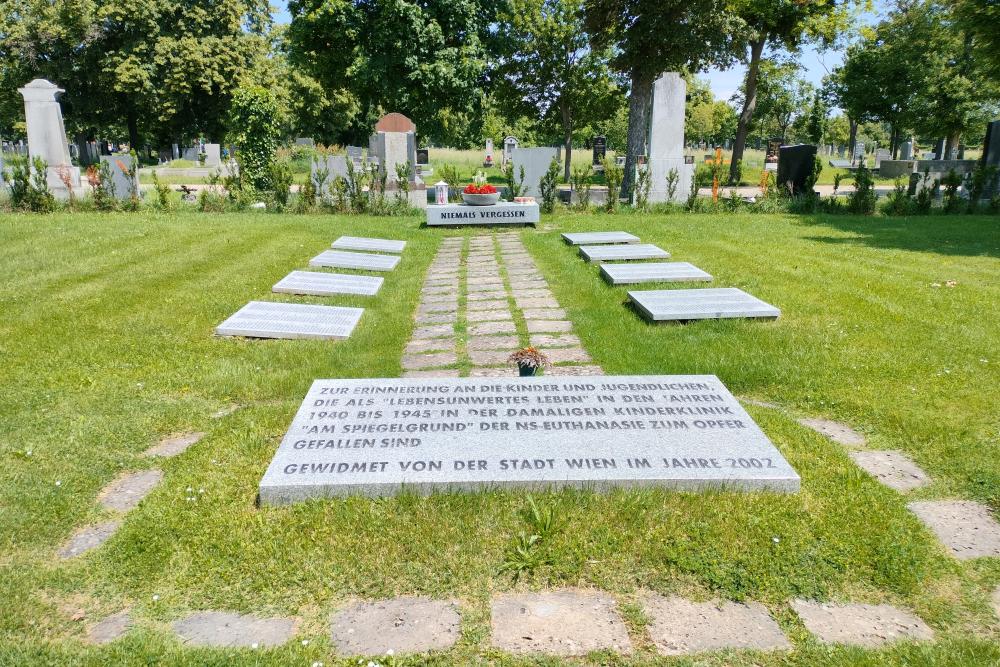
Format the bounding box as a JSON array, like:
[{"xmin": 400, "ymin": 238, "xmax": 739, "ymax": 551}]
[
  {"xmin": 18, "ymin": 79, "xmax": 80, "ymax": 198},
  {"xmin": 426, "ymin": 202, "xmax": 539, "ymax": 226}
]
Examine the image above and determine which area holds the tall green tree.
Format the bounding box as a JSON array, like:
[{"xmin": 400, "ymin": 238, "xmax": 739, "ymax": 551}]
[
  {"xmin": 498, "ymin": 0, "xmax": 622, "ymax": 180},
  {"xmin": 584, "ymin": 0, "xmax": 741, "ymax": 196},
  {"xmin": 951, "ymin": 0, "xmax": 1000, "ymax": 75},
  {"xmin": 287, "ymin": 0, "xmax": 500, "ymax": 145},
  {"xmin": 727, "ymin": 0, "xmax": 855, "ymax": 183}
]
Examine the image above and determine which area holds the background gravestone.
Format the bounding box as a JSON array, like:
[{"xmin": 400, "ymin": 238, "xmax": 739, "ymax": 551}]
[
  {"xmin": 512, "ymin": 147, "xmax": 560, "ymax": 198},
  {"xmin": 592, "ymin": 136, "xmax": 607, "ymax": 166},
  {"xmin": 646, "ymin": 73, "xmax": 693, "ymax": 203},
  {"xmin": 503, "ymin": 136, "xmax": 519, "ymax": 164},
  {"xmin": 295, "ymin": 137, "xmax": 315, "ymax": 147},
  {"xmin": 777, "ymin": 144, "xmax": 818, "ymax": 195},
  {"xmin": 18, "ymin": 78, "xmax": 80, "ymax": 196},
  {"xmin": 900, "ymin": 140, "xmax": 913, "ymax": 160},
  {"xmin": 981, "ymin": 120, "xmax": 1000, "ymax": 197},
  {"xmin": 99, "ymin": 154, "xmax": 138, "ymax": 200},
  {"xmin": 203, "ymin": 143, "xmax": 221, "ymax": 167}
]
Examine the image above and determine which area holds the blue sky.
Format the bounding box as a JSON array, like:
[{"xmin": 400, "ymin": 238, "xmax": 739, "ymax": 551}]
[{"xmin": 271, "ymin": 1, "xmax": 887, "ymax": 102}]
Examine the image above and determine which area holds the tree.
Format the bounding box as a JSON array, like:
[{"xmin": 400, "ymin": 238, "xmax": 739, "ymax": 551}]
[
  {"xmin": 227, "ymin": 86, "xmax": 281, "ymax": 190},
  {"xmin": 287, "ymin": 0, "xmax": 499, "ymax": 145},
  {"xmin": 584, "ymin": 0, "xmax": 741, "ymax": 197},
  {"xmin": 731, "ymin": 59, "xmax": 811, "ymax": 144},
  {"xmin": 498, "ymin": 0, "xmax": 622, "ymax": 181},
  {"xmin": 951, "ymin": 0, "xmax": 1000, "ymax": 75},
  {"xmin": 728, "ymin": 0, "xmax": 855, "ymax": 183},
  {"xmin": 804, "ymin": 90, "xmax": 827, "ymax": 144}
]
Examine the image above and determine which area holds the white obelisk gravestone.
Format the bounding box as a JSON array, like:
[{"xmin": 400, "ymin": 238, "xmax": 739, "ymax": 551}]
[
  {"xmin": 18, "ymin": 79, "xmax": 80, "ymax": 197},
  {"xmin": 646, "ymin": 73, "xmax": 692, "ymax": 204}
]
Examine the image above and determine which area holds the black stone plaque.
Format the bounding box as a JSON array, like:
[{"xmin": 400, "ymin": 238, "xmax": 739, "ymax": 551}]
[
  {"xmin": 777, "ymin": 144, "xmax": 818, "ymax": 195},
  {"xmin": 592, "ymin": 136, "xmax": 607, "ymax": 165}
]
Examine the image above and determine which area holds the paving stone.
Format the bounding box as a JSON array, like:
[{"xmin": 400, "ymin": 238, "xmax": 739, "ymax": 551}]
[
  {"xmin": 420, "ymin": 294, "xmax": 458, "ymax": 304},
  {"xmin": 541, "ymin": 347, "xmax": 592, "ymax": 364},
  {"xmin": 173, "ymin": 611, "xmax": 296, "ymax": 648},
  {"xmin": 469, "ymin": 350, "xmax": 511, "ymax": 366},
  {"xmin": 469, "ymin": 321, "xmax": 517, "ymax": 335},
  {"xmin": 98, "ymin": 469, "xmax": 163, "ymax": 512},
  {"xmin": 491, "ymin": 590, "xmax": 632, "ymax": 656},
  {"xmin": 468, "ymin": 291, "xmax": 508, "ymax": 301},
  {"xmin": 412, "ymin": 325, "xmax": 454, "ymax": 339},
  {"xmin": 58, "ymin": 520, "xmax": 122, "ymax": 559},
  {"xmin": 467, "ymin": 299, "xmax": 510, "ymax": 311},
  {"xmin": 330, "ymin": 597, "xmax": 460, "ymax": 656},
  {"xmin": 907, "ymin": 501, "xmax": 1000, "ymax": 559},
  {"xmin": 468, "ymin": 282, "xmax": 506, "ymax": 293},
  {"xmin": 469, "ymin": 367, "xmax": 514, "ymax": 378},
  {"xmin": 522, "ymin": 308, "xmax": 567, "ymax": 320},
  {"xmin": 798, "ymin": 418, "xmax": 865, "ymax": 447},
  {"xmin": 849, "ymin": 451, "xmax": 931, "ymax": 492},
  {"xmin": 513, "ymin": 289, "xmax": 554, "ymax": 299},
  {"xmin": 87, "ymin": 610, "xmax": 131, "ymax": 645},
  {"xmin": 211, "ymin": 405, "xmax": 240, "ymax": 419},
  {"xmin": 405, "ymin": 339, "xmax": 454, "ymax": 354},
  {"xmin": 516, "ymin": 297, "xmax": 560, "ymax": 310},
  {"xmin": 422, "ymin": 285, "xmax": 454, "ymax": 295},
  {"xmin": 509, "ymin": 281, "xmax": 545, "ymax": 290},
  {"xmin": 544, "ymin": 365, "xmax": 604, "ymax": 376},
  {"xmin": 415, "ymin": 311, "xmax": 458, "ymax": 325},
  {"xmin": 525, "ymin": 319, "xmax": 573, "ymax": 333},
  {"xmin": 402, "ymin": 352, "xmax": 457, "ymax": 370},
  {"xmin": 643, "ymin": 595, "xmax": 790, "ymax": 655},
  {"xmin": 466, "ymin": 309, "xmax": 513, "ymax": 323},
  {"xmin": 145, "ymin": 432, "xmax": 204, "ymax": 457},
  {"xmin": 418, "ymin": 301, "xmax": 458, "ymax": 313},
  {"xmin": 402, "ymin": 370, "xmax": 461, "ymax": 378},
  {"xmin": 530, "ymin": 334, "xmax": 581, "ymax": 348},
  {"xmin": 991, "ymin": 586, "xmax": 1000, "ymax": 618},
  {"xmin": 790, "ymin": 600, "xmax": 933, "ymax": 647},
  {"xmin": 466, "ymin": 335, "xmax": 520, "ymax": 351}
]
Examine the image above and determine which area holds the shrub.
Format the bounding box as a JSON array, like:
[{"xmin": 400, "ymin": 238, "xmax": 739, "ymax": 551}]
[
  {"xmin": 438, "ymin": 163, "xmax": 462, "ymax": 187},
  {"xmin": 848, "ymin": 160, "xmax": 876, "ymax": 215},
  {"xmin": 634, "ymin": 164, "xmax": 651, "ymax": 211},
  {"xmin": 882, "ymin": 177, "xmax": 912, "ymax": 216},
  {"xmin": 803, "ymin": 155, "xmax": 822, "ymax": 194},
  {"xmin": 569, "ymin": 164, "xmax": 592, "ymax": 211},
  {"xmin": 88, "ymin": 161, "xmax": 117, "ymax": 212},
  {"xmin": 965, "ymin": 164, "xmax": 999, "ymax": 211},
  {"xmin": 295, "ymin": 178, "xmax": 316, "ymax": 213},
  {"xmin": 394, "ymin": 161, "xmax": 411, "ymax": 205},
  {"xmin": 227, "ymin": 86, "xmax": 281, "ymax": 191},
  {"xmin": 345, "ymin": 160, "xmax": 367, "ymax": 213},
  {"xmin": 539, "ymin": 158, "xmax": 560, "ymax": 213},
  {"xmin": 8, "ymin": 156, "xmax": 56, "ymax": 212},
  {"xmin": 150, "ymin": 171, "xmax": 172, "ymax": 210},
  {"xmin": 666, "ymin": 168, "xmax": 679, "ymax": 201},
  {"xmin": 330, "ymin": 175, "xmax": 348, "ymax": 212},
  {"xmin": 269, "ymin": 160, "xmax": 294, "ymax": 209},
  {"xmin": 501, "ymin": 161, "xmax": 525, "ymax": 199},
  {"xmin": 602, "ymin": 157, "xmax": 623, "ymax": 213},
  {"xmin": 940, "ymin": 168, "xmax": 963, "ymax": 213}
]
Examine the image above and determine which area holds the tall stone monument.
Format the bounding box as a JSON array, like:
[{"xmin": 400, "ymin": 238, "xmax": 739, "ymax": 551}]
[
  {"xmin": 370, "ymin": 112, "xmax": 426, "ymax": 208},
  {"xmin": 646, "ymin": 73, "xmax": 693, "ymax": 204},
  {"xmin": 18, "ymin": 79, "xmax": 80, "ymax": 196},
  {"xmin": 512, "ymin": 147, "xmax": 560, "ymax": 198},
  {"xmin": 982, "ymin": 120, "xmax": 1000, "ymax": 197}
]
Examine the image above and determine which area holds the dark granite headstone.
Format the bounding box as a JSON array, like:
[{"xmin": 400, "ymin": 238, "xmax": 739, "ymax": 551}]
[
  {"xmin": 416, "ymin": 148, "xmax": 429, "ymax": 165},
  {"xmin": 777, "ymin": 144, "xmax": 818, "ymax": 195},
  {"xmin": 933, "ymin": 138, "xmax": 945, "ymax": 160},
  {"xmin": 982, "ymin": 121, "xmax": 1000, "ymax": 197},
  {"xmin": 592, "ymin": 136, "xmax": 607, "ymax": 165}
]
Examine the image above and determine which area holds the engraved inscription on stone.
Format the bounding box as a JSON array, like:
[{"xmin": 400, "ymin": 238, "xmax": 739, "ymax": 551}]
[
  {"xmin": 562, "ymin": 231, "xmax": 640, "ymax": 246},
  {"xmin": 332, "ymin": 236, "xmax": 406, "ymax": 254},
  {"xmin": 259, "ymin": 375, "xmax": 800, "ymax": 504},
  {"xmin": 580, "ymin": 244, "xmax": 670, "ymax": 263},
  {"xmin": 427, "ymin": 202, "xmax": 540, "ymax": 226},
  {"xmin": 601, "ymin": 262, "xmax": 712, "ymax": 285},
  {"xmin": 216, "ymin": 301, "xmax": 364, "ymax": 340},
  {"xmin": 273, "ymin": 271, "xmax": 383, "ymax": 296},
  {"xmin": 629, "ymin": 288, "xmax": 780, "ymax": 322},
  {"xmin": 309, "ymin": 250, "xmax": 401, "ymax": 272}
]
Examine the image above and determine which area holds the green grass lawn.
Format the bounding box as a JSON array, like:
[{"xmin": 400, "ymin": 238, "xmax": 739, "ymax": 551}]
[{"xmin": 1, "ymin": 210, "xmax": 998, "ymax": 665}]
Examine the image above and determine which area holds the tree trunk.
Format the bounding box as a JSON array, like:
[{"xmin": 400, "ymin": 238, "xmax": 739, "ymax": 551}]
[
  {"xmin": 889, "ymin": 125, "xmax": 899, "ymax": 159},
  {"xmin": 561, "ymin": 100, "xmax": 573, "ymax": 182},
  {"xmin": 622, "ymin": 70, "xmax": 653, "ymax": 200},
  {"xmin": 127, "ymin": 110, "xmax": 139, "ymax": 153},
  {"xmin": 729, "ymin": 37, "xmax": 766, "ymax": 185},
  {"xmin": 848, "ymin": 117, "xmax": 858, "ymax": 164}
]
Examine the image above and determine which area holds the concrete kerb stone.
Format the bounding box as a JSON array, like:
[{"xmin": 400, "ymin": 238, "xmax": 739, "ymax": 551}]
[
  {"xmin": 790, "ymin": 600, "xmax": 933, "ymax": 647},
  {"xmin": 330, "ymin": 597, "xmax": 460, "ymax": 656}
]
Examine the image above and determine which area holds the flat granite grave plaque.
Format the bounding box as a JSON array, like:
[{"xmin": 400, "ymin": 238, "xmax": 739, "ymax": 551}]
[
  {"xmin": 273, "ymin": 270, "xmax": 383, "ymax": 297},
  {"xmin": 601, "ymin": 262, "xmax": 712, "ymax": 285},
  {"xmin": 309, "ymin": 250, "xmax": 400, "ymax": 272},
  {"xmin": 427, "ymin": 202, "xmax": 539, "ymax": 226},
  {"xmin": 562, "ymin": 231, "xmax": 640, "ymax": 246},
  {"xmin": 216, "ymin": 301, "xmax": 363, "ymax": 340},
  {"xmin": 258, "ymin": 375, "xmax": 799, "ymax": 504},
  {"xmin": 580, "ymin": 244, "xmax": 670, "ymax": 263},
  {"xmin": 332, "ymin": 236, "xmax": 406, "ymax": 254},
  {"xmin": 629, "ymin": 288, "xmax": 779, "ymax": 322}
]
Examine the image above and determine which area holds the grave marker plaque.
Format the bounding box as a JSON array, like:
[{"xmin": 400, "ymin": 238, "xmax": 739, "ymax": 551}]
[
  {"xmin": 310, "ymin": 250, "xmax": 401, "ymax": 272},
  {"xmin": 562, "ymin": 231, "xmax": 639, "ymax": 246},
  {"xmin": 580, "ymin": 244, "xmax": 670, "ymax": 263},
  {"xmin": 601, "ymin": 262, "xmax": 712, "ymax": 285},
  {"xmin": 273, "ymin": 271, "xmax": 383, "ymax": 297},
  {"xmin": 629, "ymin": 288, "xmax": 779, "ymax": 322},
  {"xmin": 216, "ymin": 301, "xmax": 364, "ymax": 340},
  {"xmin": 332, "ymin": 236, "xmax": 406, "ymax": 254},
  {"xmin": 258, "ymin": 374, "xmax": 800, "ymax": 504}
]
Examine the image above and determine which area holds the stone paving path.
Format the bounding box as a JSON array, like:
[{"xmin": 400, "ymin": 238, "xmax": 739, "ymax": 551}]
[{"xmin": 403, "ymin": 233, "xmax": 602, "ymax": 377}]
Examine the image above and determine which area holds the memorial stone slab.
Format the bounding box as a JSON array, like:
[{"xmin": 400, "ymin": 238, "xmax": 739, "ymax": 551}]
[
  {"xmin": 332, "ymin": 236, "xmax": 406, "ymax": 254},
  {"xmin": 580, "ymin": 244, "xmax": 670, "ymax": 263},
  {"xmin": 427, "ymin": 202, "xmax": 539, "ymax": 226},
  {"xmin": 601, "ymin": 262, "xmax": 712, "ymax": 285},
  {"xmin": 309, "ymin": 250, "xmax": 401, "ymax": 272},
  {"xmin": 258, "ymin": 374, "xmax": 800, "ymax": 504},
  {"xmin": 562, "ymin": 231, "xmax": 640, "ymax": 246},
  {"xmin": 273, "ymin": 271, "xmax": 383, "ymax": 297},
  {"xmin": 512, "ymin": 147, "xmax": 560, "ymax": 198},
  {"xmin": 216, "ymin": 301, "xmax": 363, "ymax": 340},
  {"xmin": 777, "ymin": 144, "xmax": 819, "ymax": 195},
  {"xmin": 100, "ymin": 154, "xmax": 138, "ymax": 200},
  {"xmin": 629, "ymin": 288, "xmax": 780, "ymax": 322}
]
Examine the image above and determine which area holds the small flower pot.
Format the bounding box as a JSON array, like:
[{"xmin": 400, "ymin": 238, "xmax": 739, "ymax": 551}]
[{"xmin": 518, "ymin": 363, "xmax": 537, "ymax": 377}]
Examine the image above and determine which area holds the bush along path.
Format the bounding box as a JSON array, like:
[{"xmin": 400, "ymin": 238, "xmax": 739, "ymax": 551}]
[{"xmin": 402, "ymin": 232, "xmax": 602, "ymax": 378}]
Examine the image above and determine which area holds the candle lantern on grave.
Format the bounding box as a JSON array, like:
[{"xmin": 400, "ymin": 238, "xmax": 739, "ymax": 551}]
[{"xmin": 434, "ymin": 180, "xmax": 449, "ymax": 205}]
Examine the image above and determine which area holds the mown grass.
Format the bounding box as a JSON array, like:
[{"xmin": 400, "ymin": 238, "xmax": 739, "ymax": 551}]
[{"xmin": 1, "ymin": 210, "xmax": 998, "ymax": 665}]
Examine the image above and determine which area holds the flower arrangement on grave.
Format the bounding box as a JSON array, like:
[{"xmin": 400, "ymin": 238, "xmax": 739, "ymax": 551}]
[
  {"xmin": 463, "ymin": 171, "xmax": 497, "ymax": 195},
  {"xmin": 508, "ymin": 347, "xmax": 549, "ymax": 377}
]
